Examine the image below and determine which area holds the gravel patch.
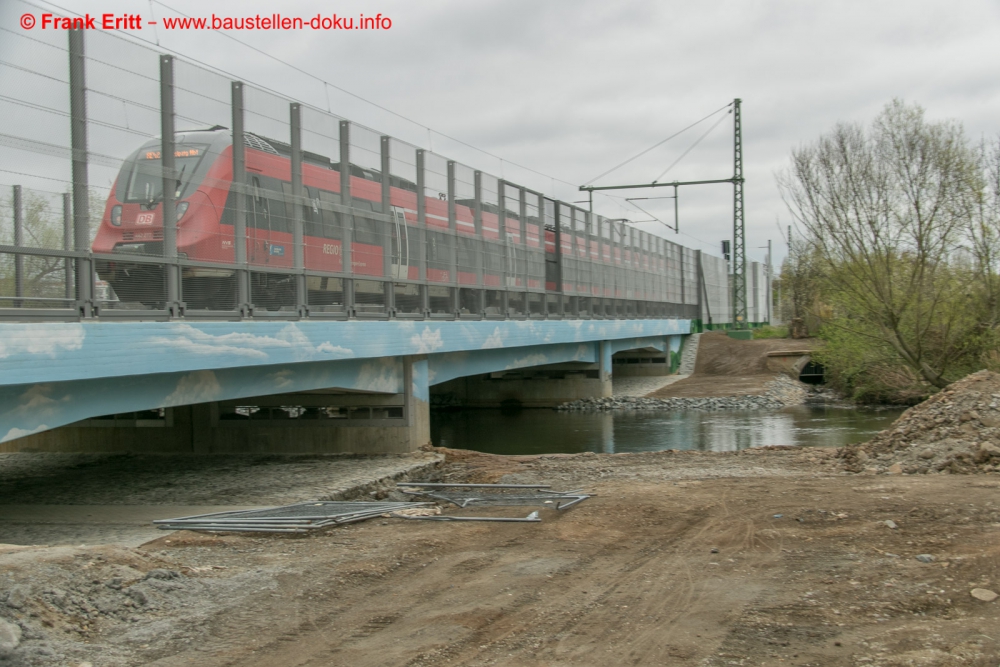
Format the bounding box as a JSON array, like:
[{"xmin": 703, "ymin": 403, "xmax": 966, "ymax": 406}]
[{"xmin": 560, "ymin": 374, "xmax": 810, "ymax": 412}]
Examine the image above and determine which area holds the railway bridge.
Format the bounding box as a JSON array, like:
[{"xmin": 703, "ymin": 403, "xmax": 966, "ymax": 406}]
[{"xmin": 0, "ymin": 27, "xmax": 772, "ymax": 453}]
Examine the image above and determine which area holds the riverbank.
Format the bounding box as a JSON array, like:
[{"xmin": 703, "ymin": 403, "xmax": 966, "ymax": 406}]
[{"xmin": 1, "ymin": 446, "xmax": 998, "ymax": 667}]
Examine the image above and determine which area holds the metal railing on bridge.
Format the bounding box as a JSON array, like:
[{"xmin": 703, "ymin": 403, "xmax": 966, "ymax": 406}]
[{"xmin": 0, "ymin": 21, "xmax": 763, "ymax": 325}]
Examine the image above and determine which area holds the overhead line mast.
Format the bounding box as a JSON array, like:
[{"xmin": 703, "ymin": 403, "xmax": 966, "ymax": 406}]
[
  {"xmin": 579, "ymin": 98, "xmax": 748, "ymax": 329},
  {"xmin": 731, "ymin": 98, "xmax": 746, "ymax": 328}
]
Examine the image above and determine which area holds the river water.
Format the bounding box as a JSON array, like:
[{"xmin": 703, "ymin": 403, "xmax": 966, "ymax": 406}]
[{"xmin": 430, "ymin": 405, "xmax": 906, "ymax": 456}]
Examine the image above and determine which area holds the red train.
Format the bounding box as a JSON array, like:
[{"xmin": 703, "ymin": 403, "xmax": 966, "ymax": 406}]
[{"xmin": 92, "ymin": 127, "xmax": 556, "ymax": 311}]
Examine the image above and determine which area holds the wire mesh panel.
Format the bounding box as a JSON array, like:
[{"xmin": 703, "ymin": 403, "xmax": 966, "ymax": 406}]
[
  {"xmin": 307, "ymin": 275, "xmax": 345, "ymax": 313},
  {"xmin": 0, "ymin": 251, "xmax": 71, "ymax": 309},
  {"xmin": 98, "ymin": 257, "xmax": 168, "ymax": 311},
  {"xmin": 248, "ymin": 271, "xmax": 296, "ymax": 313},
  {"xmin": 354, "ymin": 278, "xmax": 387, "ymax": 315}
]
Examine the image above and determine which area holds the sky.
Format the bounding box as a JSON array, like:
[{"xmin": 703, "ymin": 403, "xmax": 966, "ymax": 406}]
[{"xmin": 3, "ymin": 0, "xmax": 1000, "ymax": 266}]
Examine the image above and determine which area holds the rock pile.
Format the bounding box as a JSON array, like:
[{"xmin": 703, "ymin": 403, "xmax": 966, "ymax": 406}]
[
  {"xmin": 0, "ymin": 545, "xmax": 216, "ymax": 666},
  {"xmin": 839, "ymin": 370, "xmax": 1000, "ymax": 474},
  {"xmin": 558, "ymin": 375, "xmax": 809, "ymax": 412}
]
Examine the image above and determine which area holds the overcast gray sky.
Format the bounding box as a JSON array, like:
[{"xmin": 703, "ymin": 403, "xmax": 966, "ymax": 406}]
[{"xmin": 5, "ymin": 0, "xmax": 1000, "ymax": 265}]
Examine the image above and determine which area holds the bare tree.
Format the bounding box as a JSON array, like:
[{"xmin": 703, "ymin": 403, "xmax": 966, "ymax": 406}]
[{"xmin": 778, "ymin": 100, "xmax": 980, "ymax": 388}]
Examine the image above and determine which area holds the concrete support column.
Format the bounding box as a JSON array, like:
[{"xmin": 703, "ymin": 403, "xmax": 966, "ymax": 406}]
[
  {"xmin": 598, "ymin": 340, "xmax": 613, "ymax": 397},
  {"xmin": 404, "ymin": 356, "xmax": 431, "ymax": 450}
]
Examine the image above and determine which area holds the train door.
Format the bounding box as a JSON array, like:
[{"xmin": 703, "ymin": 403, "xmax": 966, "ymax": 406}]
[
  {"xmin": 390, "ymin": 205, "xmax": 409, "ymax": 279},
  {"xmin": 247, "ymin": 175, "xmax": 270, "ymax": 265}
]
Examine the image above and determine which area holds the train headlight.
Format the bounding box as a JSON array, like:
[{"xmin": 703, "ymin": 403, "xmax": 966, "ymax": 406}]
[
  {"xmin": 176, "ymin": 201, "xmax": 190, "ymax": 222},
  {"xmin": 110, "ymin": 205, "xmax": 122, "ymax": 226}
]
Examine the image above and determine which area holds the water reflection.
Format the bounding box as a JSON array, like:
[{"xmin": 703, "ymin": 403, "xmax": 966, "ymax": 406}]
[{"xmin": 430, "ymin": 405, "xmax": 905, "ymax": 456}]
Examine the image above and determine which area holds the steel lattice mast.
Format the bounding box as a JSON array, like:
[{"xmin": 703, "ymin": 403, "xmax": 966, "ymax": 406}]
[{"xmin": 731, "ymin": 98, "xmax": 747, "ymax": 328}]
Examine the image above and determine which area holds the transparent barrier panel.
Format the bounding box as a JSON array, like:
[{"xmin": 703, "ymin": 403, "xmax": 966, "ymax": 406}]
[
  {"xmin": 301, "ymin": 107, "xmax": 345, "ymax": 279},
  {"xmin": 389, "ymin": 138, "xmax": 420, "ymax": 281},
  {"xmin": 174, "ymin": 60, "xmax": 240, "ymax": 275},
  {"xmin": 424, "ymin": 153, "xmax": 451, "ymax": 283},
  {"xmin": 454, "ymin": 163, "xmax": 478, "ymax": 287}
]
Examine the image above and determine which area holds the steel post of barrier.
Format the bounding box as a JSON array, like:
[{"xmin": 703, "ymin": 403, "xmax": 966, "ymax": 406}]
[
  {"xmin": 12, "ymin": 185, "xmax": 23, "ymax": 307},
  {"xmin": 415, "ymin": 149, "xmax": 428, "ymax": 313},
  {"xmin": 63, "ymin": 193, "xmax": 73, "ymax": 301},
  {"xmin": 380, "ymin": 135, "xmax": 394, "ymax": 313},
  {"xmin": 339, "ymin": 120, "xmax": 354, "ymax": 315},
  {"xmin": 446, "ymin": 160, "xmax": 458, "ymax": 314},
  {"xmin": 68, "ymin": 29, "xmax": 92, "ymax": 317},
  {"xmin": 497, "ymin": 180, "xmax": 509, "ymax": 315},
  {"xmin": 473, "ymin": 170, "xmax": 484, "ymax": 312},
  {"xmin": 159, "ymin": 55, "xmax": 180, "ymax": 316},
  {"xmin": 290, "ymin": 103, "xmax": 307, "ymax": 316},
  {"xmin": 231, "ymin": 81, "xmax": 250, "ymax": 314}
]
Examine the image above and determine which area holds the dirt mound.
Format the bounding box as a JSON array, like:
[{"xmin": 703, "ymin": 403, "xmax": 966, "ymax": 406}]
[
  {"xmin": 647, "ymin": 332, "xmax": 817, "ymax": 399},
  {"xmin": 693, "ymin": 331, "xmax": 815, "ymax": 376},
  {"xmin": 840, "ymin": 370, "xmax": 1000, "ymax": 474}
]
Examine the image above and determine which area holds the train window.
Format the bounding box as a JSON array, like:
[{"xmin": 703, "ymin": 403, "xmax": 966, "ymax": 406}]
[
  {"xmin": 261, "ymin": 176, "xmax": 288, "ymax": 234},
  {"xmin": 352, "ymin": 200, "xmax": 383, "ymax": 246},
  {"xmin": 317, "ymin": 190, "xmax": 342, "ymax": 239},
  {"xmin": 123, "ymin": 145, "xmax": 207, "ymax": 204},
  {"xmin": 247, "ymin": 176, "xmax": 269, "ymax": 230}
]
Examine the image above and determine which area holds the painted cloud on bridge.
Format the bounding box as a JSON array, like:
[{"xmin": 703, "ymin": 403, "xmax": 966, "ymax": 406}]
[
  {"xmin": 146, "ymin": 324, "xmax": 355, "ymax": 361},
  {"xmin": 164, "ymin": 370, "xmax": 223, "ymax": 406},
  {"xmin": 410, "ymin": 327, "xmax": 444, "ymax": 354},
  {"xmin": 355, "ymin": 358, "xmax": 402, "ymax": 394},
  {"xmin": 0, "ymin": 323, "xmax": 84, "ymax": 359},
  {"xmin": 480, "ymin": 327, "xmax": 505, "ymax": 349}
]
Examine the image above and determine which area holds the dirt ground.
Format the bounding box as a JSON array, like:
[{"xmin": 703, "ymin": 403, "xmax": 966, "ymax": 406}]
[
  {"xmin": 650, "ymin": 332, "xmax": 817, "ymax": 399},
  {"xmin": 2, "ymin": 447, "xmax": 999, "ymax": 667}
]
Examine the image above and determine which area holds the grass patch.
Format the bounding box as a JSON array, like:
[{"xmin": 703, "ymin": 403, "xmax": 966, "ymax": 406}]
[{"xmin": 752, "ymin": 325, "xmax": 788, "ymax": 339}]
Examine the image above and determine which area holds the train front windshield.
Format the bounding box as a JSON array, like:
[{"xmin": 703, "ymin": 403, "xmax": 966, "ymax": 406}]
[{"xmin": 123, "ymin": 147, "xmax": 207, "ymax": 204}]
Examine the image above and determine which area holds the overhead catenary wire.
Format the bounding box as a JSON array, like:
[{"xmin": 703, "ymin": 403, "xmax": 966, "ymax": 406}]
[
  {"xmin": 652, "ymin": 110, "xmax": 731, "ymax": 183},
  {"xmin": 582, "ymin": 102, "xmax": 733, "ymax": 186}
]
